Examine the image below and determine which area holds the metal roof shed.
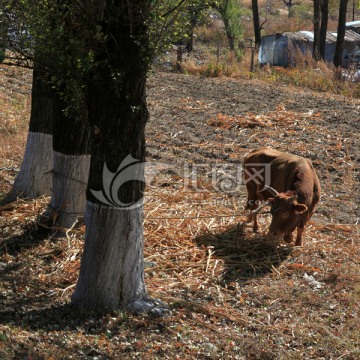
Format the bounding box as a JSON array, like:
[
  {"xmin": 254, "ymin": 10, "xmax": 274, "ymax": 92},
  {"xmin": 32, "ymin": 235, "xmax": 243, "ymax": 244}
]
[
  {"xmin": 346, "ymin": 20, "xmax": 360, "ymax": 35},
  {"xmin": 258, "ymin": 30, "xmax": 360, "ymax": 67}
]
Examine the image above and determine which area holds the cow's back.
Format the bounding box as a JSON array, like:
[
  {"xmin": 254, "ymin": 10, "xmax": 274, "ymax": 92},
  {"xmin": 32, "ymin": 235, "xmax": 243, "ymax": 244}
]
[
  {"xmin": 244, "ymin": 148, "xmax": 302, "ymax": 192},
  {"xmin": 244, "ymin": 148, "xmax": 288, "ymax": 165}
]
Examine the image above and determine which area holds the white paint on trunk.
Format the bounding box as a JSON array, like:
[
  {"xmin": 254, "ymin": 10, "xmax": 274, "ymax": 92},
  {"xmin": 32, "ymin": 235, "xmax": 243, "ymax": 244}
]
[
  {"xmin": 72, "ymin": 201, "xmax": 148, "ymax": 309},
  {"xmin": 6, "ymin": 132, "xmax": 53, "ymax": 202},
  {"xmin": 47, "ymin": 151, "xmax": 90, "ymax": 229}
]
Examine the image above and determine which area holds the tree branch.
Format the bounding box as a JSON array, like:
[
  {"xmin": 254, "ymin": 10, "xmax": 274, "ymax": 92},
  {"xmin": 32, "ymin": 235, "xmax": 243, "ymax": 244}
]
[
  {"xmin": 260, "ymin": 19, "xmax": 267, "ymax": 30},
  {"xmin": 162, "ymin": 0, "xmax": 188, "ymax": 18}
]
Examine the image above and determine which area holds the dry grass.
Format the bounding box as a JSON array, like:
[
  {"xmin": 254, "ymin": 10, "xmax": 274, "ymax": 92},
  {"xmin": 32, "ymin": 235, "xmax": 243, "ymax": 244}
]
[
  {"xmin": 241, "ymin": 0, "xmax": 351, "ymax": 34},
  {"xmin": 176, "ymin": 0, "xmax": 360, "ymax": 99},
  {"xmin": 0, "ymin": 65, "xmax": 360, "ymax": 358},
  {"xmin": 179, "ymin": 54, "xmax": 241, "ymax": 78},
  {"xmin": 207, "ymin": 103, "xmax": 320, "ymax": 130},
  {"xmin": 1, "ymin": 181, "xmax": 359, "ymax": 359},
  {"xmin": 0, "ymin": 65, "xmax": 32, "ymax": 197},
  {"xmin": 178, "ymin": 46, "xmax": 360, "ymax": 99}
]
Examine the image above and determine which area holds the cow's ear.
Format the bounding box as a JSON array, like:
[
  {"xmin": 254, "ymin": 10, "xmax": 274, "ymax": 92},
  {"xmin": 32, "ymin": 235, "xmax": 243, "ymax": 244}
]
[{"xmin": 293, "ymin": 203, "xmax": 307, "ymax": 214}]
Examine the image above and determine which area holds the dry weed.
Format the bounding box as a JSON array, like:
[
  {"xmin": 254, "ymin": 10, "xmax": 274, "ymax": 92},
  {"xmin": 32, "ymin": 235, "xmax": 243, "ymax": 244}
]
[{"xmin": 1, "ymin": 56, "xmax": 360, "ymax": 359}]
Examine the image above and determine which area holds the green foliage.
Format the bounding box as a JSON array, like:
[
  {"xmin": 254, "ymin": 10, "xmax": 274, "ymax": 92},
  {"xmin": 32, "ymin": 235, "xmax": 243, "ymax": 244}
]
[
  {"xmin": 223, "ymin": 0, "xmax": 243, "ymax": 38},
  {"xmin": 148, "ymin": 0, "xmax": 189, "ymax": 54},
  {"xmin": 0, "ymin": 2, "xmax": 33, "ymax": 57},
  {"xmin": 148, "ymin": 0, "xmax": 217, "ymax": 55},
  {"xmin": 0, "ymin": 0, "xmax": 102, "ymax": 116},
  {"xmin": 213, "ymin": 0, "xmax": 245, "ymax": 57},
  {"xmin": 2, "ymin": 0, "xmax": 199, "ymax": 114},
  {"xmin": 289, "ymin": 2, "xmax": 313, "ymax": 20}
]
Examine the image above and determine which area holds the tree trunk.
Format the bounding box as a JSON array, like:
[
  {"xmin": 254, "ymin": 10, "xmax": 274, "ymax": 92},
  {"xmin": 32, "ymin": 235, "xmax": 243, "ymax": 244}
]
[
  {"xmin": 283, "ymin": 0, "xmax": 296, "ymax": 17},
  {"xmin": 4, "ymin": 64, "xmax": 53, "ymax": 203},
  {"xmin": 222, "ymin": 15, "xmax": 235, "ymax": 52},
  {"xmin": 72, "ymin": 0, "xmax": 165, "ymax": 313},
  {"xmin": 186, "ymin": 10, "xmax": 198, "ymax": 53},
  {"xmin": 47, "ymin": 152, "xmax": 90, "ymax": 228},
  {"xmin": 333, "ymin": 0, "xmax": 349, "ymax": 68},
  {"xmin": 215, "ymin": 0, "xmax": 235, "ymax": 52},
  {"xmin": 45, "ymin": 92, "xmax": 90, "ymax": 229},
  {"xmin": 313, "ymin": 0, "xmax": 321, "ymax": 61},
  {"xmin": 71, "ymin": 65, "xmax": 154, "ymax": 311},
  {"xmin": 72, "ymin": 202, "xmax": 148, "ymax": 309},
  {"xmin": 252, "ymin": 0, "xmax": 261, "ymax": 47},
  {"xmin": 319, "ymin": 0, "xmax": 329, "ymax": 60}
]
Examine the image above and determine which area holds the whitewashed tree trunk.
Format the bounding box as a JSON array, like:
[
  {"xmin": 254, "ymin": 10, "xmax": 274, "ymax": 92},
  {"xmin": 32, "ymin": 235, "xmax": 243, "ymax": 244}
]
[
  {"xmin": 6, "ymin": 132, "xmax": 53, "ymax": 202},
  {"xmin": 46, "ymin": 151, "xmax": 90, "ymax": 229},
  {"xmin": 70, "ymin": 0, "xmax": 168, "ymax": 314},
  {"xmin": 72, "ymin": 201, "xmax": 164, "ymax": 312}
]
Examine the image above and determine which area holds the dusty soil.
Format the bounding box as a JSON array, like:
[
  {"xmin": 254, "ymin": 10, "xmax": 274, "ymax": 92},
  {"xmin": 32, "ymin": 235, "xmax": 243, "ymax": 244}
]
[
  {"xmin": 147, "ymin": 70, "xmax": 360, "ymax": 225},
  {"xmin": 0, "ymin": 65, "xmax": 359, "ymax": 359}
]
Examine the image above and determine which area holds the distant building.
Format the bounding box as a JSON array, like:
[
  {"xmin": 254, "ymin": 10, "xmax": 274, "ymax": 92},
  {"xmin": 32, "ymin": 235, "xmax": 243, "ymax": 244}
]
[
  {"xmin": 258, "ymin": 30, "xmax": 360, "ymax": 68},
  {"xmin": 346, "ymin": 20, "xmax": 360, "ymax": 35}
]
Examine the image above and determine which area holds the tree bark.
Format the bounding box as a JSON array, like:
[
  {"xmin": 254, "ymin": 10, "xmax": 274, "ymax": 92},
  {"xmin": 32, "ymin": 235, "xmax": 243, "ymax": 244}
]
[
  {"xmin": 45, "ymin": 92, "xmax": 90, "ymax": 229},
  {"xmin": 72, "ymin": 0, "xmax": 166, "ymax": 313},
  {"xmin": 313, "ymin": 0, "xmax": 321, "ymax": 61},
  {"xmin": 283, "ymin": 0, "xmax": 297, "ymax": 17},
  {"xmin": 4, "ymin": 64, "xmax": 53, "ymax": 203},
  {"xmin": 185, "ymin": 9, "xmax": 198, "ymax": 53},
  {"xmin": 252, "ymin": 0, "xmax": 261, "ymax": 48},
  {"xmin": 222, "ymin": 15, "xmax": 235, "ymax": 52},
  {"xmin": 214, "ymin": 1, "xmax": 235, "ymax": 53},
  {"xmin": 333, "ymin": 0, "xmax": 349, "ymax": 68},
  {"xmin": 72, "ymin": 202, "xmax": 147, "ymax": 308},
  {"xmin": 319, "ymin": 0, "xmax": 329, "ymax": 60},
  {"xmin": 47, "ymin": 152, "xmax": 90, "ymax": 228}
]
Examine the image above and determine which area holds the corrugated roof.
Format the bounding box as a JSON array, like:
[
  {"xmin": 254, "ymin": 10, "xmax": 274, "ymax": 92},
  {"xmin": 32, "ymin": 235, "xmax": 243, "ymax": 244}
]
[
  {"xmin": 299, "ymin": 31, "xmax": 314, "ymax": 40},
  {"xmin": 346, "ymin": 20, "xmax": 360, "ymax": 27},
  {"xmin": 281, "ymin": 30, "xmax": 360, "ymax": 44},
  {"xmin": 282, "ymin": 32, "xmax": 311, "ymax": 42},
  {"xmin": 332, "ymin": 30, "xmax": 360, "ymax": 42}
]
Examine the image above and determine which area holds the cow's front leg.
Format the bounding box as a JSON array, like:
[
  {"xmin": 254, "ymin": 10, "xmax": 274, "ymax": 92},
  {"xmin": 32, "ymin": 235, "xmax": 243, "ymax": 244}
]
[
  {"xmin": 246, "ymin": 197, "xmax": 260, "ymax": 233},
  {"xmin": 295, "ymin": 227, "xmax": 304, "ymax": 246},
  {"xmin": 246, "ymin": 213, "xmax": 259, "ymax": 232},
  {"xmin": 252, "ymin": 213, "xmax": 259, "ymax": 233}
]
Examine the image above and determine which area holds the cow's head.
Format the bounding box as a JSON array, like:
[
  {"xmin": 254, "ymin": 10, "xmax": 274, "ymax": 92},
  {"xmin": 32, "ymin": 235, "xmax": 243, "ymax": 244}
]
[{"xmin": 267, "ymin": 193, "xmax": 308, "ymax": 239}]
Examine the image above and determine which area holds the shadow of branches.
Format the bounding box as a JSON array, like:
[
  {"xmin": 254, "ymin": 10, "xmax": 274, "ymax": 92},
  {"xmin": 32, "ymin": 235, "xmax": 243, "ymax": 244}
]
[{"xmin": 194, "ymin": 223, "xmax": 293, "ymax": 282}]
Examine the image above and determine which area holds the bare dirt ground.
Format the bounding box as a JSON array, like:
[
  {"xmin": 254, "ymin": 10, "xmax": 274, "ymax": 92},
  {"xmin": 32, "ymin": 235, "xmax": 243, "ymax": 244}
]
[
  {"xmin": 0, "ymin": 65, "xmax": 359, "ymax": 359},
  {"xmin": 147, "ymin": 70, "xmax": 360, "ymax": 225}
]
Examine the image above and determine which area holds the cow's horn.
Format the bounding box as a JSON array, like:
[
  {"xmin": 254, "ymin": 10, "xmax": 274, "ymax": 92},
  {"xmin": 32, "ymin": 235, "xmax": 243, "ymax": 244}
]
[
  {"xmin": 261, "ymin": 185, "xmax": 279, "ymax": 196},
  {"xmin": 288, "ymin": 195, "xmax": 298, "ymax": 203},
  {"xmin": 251, "ymin": 201, "xmax": 270, "ymax": 214}
]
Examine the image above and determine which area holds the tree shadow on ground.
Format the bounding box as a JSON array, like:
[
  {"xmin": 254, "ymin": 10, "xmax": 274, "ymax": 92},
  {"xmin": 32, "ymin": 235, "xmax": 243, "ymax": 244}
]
[
  {"xmin": 0, "ymin": 302, "xmax": 113, "ymax": 331},
  {"xmin": 0, "ymin": 303, "xmax": 119, "ymax": 359},
  {"xmin": 194, "ymin": 222, "xmax": 293, "ymax": 282},
  {"xmin": 0, "ymin": 222, "xmax": 51, "ymax": 257}
]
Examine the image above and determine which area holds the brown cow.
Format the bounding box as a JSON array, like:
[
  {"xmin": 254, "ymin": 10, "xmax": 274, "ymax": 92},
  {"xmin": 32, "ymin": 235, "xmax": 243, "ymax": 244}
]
[{"xmin": 243, "ymin": 148, "xmax": 321, "ymax": 246}]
